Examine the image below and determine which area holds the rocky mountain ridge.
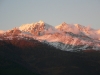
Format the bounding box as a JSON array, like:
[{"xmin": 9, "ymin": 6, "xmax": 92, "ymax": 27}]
[{"xmin": 0, "ymin": 21, "xmax": 100, "ymax": 51}]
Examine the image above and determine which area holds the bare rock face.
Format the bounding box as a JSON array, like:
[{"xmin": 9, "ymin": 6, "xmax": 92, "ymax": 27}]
[
  {"xmin": 4, "ymin": 28, "xmax": 21, "ymax": 36},
  {"xmin": 12, "ymin": 28, "xmax": 22, "ymax": 36}
]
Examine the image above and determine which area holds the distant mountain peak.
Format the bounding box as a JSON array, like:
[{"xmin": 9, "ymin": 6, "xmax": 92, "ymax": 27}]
[
  {"xmin": 55, "ymin": 22, "xmax": 68, "ymax": 29},
  {"xmin": 74, "ymin": 24, "xmax": 80, "ymax": 28},
  {"xmin": 74, "ymin": 24, "xmax": 86, "ymax": 30},
  {"xmin": 38, "ymin": 20, "xmax": 44, "ymax": 23},
  {"xmin": 61, "ymin": 22, "xmax": 67, "ymax": 25},
  {"xmin": 18, "ymin": 21, "xmax": 56, "ymax": 36}
]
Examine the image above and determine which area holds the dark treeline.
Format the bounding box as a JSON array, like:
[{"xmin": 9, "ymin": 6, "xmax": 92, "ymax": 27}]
[{"xmin": 0, "ymin": 39, "xmax": 100, "ymax": 75}]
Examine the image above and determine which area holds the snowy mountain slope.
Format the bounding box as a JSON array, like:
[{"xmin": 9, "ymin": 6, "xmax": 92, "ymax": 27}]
[
  {"xmin": 36, "ymin": 32, "xmax": 100, "ymax": 51},
  {"xmin": 55, "ymin": 23, "xmax": 100, "ymax": 40},
  {"xmin": 1, "ymin": 21, "xmax": 100, "ymax": 51},
  {"xmin": 19, "ymin": 20, "xmax": 58, "ymax": 36}
]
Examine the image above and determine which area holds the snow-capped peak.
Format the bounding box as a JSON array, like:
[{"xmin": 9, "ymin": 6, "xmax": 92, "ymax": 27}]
[
  {"xmin": 74, "ymin": 24, "xmax": 89, "ymax": 31},
  {"xmin": 55, "ymin": 22, "xmax": 67, "ymax": 29},
  {"xmin": 74, "ymin": 24, "xmax": 81, "ymax": 28},
  {"xmin": 55, "ymin": 22, "xmax": 81, "ymax": 34},
  {"xmin": 19, "ymin": 21, "xmax": 57, "ymax": 36},
  {"xmin": 38, "ymin": 20, "xmax": 44, "ymax": 24}
]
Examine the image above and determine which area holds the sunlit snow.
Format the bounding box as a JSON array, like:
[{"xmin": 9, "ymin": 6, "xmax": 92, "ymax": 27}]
[{"xmin": 1, "ymin": 21, "xmax": 100, "ymax": 51}]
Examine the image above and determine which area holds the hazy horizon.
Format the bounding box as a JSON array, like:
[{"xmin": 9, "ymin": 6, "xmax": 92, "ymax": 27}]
[{"xmin": 0, "ymin": 0, "xmax": 100, "ymax": 30}]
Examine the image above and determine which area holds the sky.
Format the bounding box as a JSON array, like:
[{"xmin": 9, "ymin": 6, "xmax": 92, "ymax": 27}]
[{"xmin": 0, "ymin": 0, "xmax": 100, "ymax": 30}]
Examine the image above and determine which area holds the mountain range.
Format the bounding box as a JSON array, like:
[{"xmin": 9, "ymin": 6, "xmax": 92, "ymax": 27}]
[
  {"xmin": 0, "ymin": 21, "xmax": 100, "ymax": 75},
  {"xmin": 0, "ymin": 20, "xmax": 100, "ymax": 51}
]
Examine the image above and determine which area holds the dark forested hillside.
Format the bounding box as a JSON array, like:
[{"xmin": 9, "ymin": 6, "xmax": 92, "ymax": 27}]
[{"xmin": 0, "ymin": 39, "xmax": 100, "ymax": 75}]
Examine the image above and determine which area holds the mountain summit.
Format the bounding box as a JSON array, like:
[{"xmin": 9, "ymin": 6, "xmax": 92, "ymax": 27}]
[
  {"xmin": 19, "ymin": 21, "xmax": 56, "ymax": 36},
  {"xmin": 0, "ymin": 21, "xmax": 100, "ymax": 51}
]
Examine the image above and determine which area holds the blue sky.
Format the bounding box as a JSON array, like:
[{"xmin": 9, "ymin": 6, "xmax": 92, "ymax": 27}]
[{"xmin": 0, "ymin": 0, "xmax": 100, "ymax": 30}]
